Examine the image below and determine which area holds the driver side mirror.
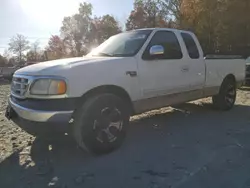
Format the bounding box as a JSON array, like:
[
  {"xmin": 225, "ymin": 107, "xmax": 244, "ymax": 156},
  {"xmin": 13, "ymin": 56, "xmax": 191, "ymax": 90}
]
[{"xmin": 149, "ymin": 45, "xmax": 164, "ymax": 56}]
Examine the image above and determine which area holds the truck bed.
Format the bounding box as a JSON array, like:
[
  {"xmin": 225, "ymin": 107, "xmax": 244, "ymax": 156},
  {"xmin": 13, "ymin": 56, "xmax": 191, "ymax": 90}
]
[{"xmin": 204, "ymin": 58, "xmax": 246, "ymax": 89}]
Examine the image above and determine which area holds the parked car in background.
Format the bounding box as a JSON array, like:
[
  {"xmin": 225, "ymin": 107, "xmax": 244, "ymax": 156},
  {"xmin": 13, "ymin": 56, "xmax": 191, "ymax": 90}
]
[
  {"xmin": 6, "ymin": 28, "xmax": 246, "ymax": 154},
  {"xmin": 245, "ymin": 57, "xmax": 250, "ymax": 85},
  {"xmin": 0, "ymin": 65, "xmax": 23, "ymax": 80}
]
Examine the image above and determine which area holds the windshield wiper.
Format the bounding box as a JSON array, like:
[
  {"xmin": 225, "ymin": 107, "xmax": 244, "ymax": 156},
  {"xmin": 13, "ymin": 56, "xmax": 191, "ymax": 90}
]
[
  {"xmin": 93, "ymin": 52, "xmax": 113, "ymax": 57},
  {"xmin": 112, "ymin": 54, "xmax": 128, "ymax": 57}
]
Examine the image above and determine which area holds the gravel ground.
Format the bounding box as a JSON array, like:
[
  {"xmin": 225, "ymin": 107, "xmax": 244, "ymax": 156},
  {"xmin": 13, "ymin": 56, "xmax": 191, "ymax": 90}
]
[{"xmin": 1, "ymin": 81, "xmax": 250, "ymax": 188}]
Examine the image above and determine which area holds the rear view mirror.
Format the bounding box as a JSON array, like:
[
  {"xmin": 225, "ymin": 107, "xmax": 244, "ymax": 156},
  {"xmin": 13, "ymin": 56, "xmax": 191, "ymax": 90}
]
[{"xmin": 149, "ymin": 45, "xmax": 164, "ymax": 56}]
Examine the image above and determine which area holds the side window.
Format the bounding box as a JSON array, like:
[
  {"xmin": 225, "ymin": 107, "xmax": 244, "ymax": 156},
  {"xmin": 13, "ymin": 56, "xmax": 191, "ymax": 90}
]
[
  {"xmin": 181, "ymin": 33, "xmax": 200, "ymax": 59},
  {"xmin": 142, "ymin": 31, "xmax": 183, "ymax": 60}
]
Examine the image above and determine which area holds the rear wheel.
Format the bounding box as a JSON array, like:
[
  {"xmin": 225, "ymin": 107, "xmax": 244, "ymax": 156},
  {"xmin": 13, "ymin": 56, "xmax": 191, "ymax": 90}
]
[
  {"xmin": 72, "ymin": 94, "xmax": 129, "ymax": 154},
  {"xmin": 212, "ymin": 78, "xmax": 236, "ymax": 111}
]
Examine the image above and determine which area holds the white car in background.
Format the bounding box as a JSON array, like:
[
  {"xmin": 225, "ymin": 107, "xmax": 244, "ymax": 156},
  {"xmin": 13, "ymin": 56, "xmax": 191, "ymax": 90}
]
[{"xmin": 245, "ymin": 57, "xmax": 250, "ymax": 85}]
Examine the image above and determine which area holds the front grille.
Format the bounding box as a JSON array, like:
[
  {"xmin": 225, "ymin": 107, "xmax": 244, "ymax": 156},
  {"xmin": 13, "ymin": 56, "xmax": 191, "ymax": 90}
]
[{"xmin": 11, "ymin": 76, "xmax": 30, "ymax": 98}]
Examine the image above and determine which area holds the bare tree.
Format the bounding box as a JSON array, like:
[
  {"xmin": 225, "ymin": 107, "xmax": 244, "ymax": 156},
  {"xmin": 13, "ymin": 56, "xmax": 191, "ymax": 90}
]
[
  {"xmin": 8, "ymin": 34, "xmax": 29, "ymax": 63},
  {"xmin": 31, "ymin": 40, "xmax": 40, "ymax": 61},
  {"xmin": 3, "ymin": 49, "xmax": 11, "ymax": 61}
]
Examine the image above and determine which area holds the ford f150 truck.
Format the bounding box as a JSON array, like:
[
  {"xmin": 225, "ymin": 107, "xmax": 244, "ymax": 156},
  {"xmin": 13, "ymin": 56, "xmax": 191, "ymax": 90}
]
[{"xmin": 5, "ymin": 28, "xmax": 246, "ymax": 154}]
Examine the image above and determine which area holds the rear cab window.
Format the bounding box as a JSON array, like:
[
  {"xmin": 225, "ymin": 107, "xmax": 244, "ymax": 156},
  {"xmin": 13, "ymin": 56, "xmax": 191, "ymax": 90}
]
[{"xmin": 181, "ymin": 33, "xmax": 200, "ymax": 59}]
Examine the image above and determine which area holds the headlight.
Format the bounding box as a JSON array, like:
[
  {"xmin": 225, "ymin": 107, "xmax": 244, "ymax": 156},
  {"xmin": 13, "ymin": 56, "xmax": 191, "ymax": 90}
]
[{"xmin": 30, "ymin": 79, "xmax": 67, "ymax": 95}]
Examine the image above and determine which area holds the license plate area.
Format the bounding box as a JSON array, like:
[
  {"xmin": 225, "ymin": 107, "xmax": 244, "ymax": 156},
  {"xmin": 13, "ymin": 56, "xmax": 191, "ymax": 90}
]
[{"xmin": 5, "ymin": 106, "xmax": 17, "ymax": 120}]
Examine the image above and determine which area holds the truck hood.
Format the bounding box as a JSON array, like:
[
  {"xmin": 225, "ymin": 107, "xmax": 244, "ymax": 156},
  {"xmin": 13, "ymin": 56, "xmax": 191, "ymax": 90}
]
[{"xmin": 15, "ymin": 56, "xmax": 119, "ymax": 76}]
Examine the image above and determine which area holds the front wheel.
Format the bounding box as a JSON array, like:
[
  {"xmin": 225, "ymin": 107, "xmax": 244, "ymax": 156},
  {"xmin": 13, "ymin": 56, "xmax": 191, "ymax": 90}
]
[
  {"xmin": 72, "ymin": 94, "xmax": 130, "ymax": 154},
  {"xmin": 212, "ymin": 78, "xmax": 236, "ymax": 111}
]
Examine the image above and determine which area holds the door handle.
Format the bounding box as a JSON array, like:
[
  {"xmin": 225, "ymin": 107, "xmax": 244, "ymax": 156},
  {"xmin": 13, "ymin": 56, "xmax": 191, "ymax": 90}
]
[
  {"xmin": 181, "ymin": 66, "xmax": 189, "ymax": 72},
  {"xmin": 126, "ymin": 71, "xmax": 137, "ymax": 77}
]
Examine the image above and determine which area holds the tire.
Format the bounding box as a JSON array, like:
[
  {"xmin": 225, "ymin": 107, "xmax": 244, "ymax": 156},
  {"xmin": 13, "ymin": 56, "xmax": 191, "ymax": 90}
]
[
  {"xmin": 212, "ymin": 78, "xmax": 236, "ymax": 111},
  {"xmin": 72, "ymin": 93, "xmax": 130, "ymax": 154}
]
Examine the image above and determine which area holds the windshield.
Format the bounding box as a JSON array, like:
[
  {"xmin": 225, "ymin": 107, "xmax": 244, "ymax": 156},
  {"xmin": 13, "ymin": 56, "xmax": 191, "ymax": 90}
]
[{"xmin": 87, "ymin": 30, "xmax": 152, "ymax": 57}]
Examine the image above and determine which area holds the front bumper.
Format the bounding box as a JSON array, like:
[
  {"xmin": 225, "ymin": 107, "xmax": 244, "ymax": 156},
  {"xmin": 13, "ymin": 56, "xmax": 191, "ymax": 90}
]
[
  {"xmin": 6, "ymin": 96, "xmax": 80, "ymax": 136},
  {"xmin": 8, "ymin": 97, "xmax": 74, "ymax": 122}
]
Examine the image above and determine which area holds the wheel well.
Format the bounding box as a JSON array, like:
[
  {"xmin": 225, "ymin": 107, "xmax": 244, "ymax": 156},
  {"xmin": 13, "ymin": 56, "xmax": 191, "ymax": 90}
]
[
  {"xmin": 224, "ymin": 74, "xmax": 236, "ymax": 84},
  {"xmin": 77, "ymin": 85, "xmax": 134, "ymax": 114}
]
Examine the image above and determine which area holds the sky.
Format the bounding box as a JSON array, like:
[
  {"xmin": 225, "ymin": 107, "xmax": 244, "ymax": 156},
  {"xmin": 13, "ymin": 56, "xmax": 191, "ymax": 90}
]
[{"xmin": 0, "ymin": 0, "xmax": 134, "ymax": 54}]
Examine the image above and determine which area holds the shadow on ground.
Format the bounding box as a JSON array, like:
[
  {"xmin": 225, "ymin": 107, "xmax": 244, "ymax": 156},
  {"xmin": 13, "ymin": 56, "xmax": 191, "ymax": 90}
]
[{"xmin": 1, "ymin": 103, "xmax": 250, "ymax": 188}]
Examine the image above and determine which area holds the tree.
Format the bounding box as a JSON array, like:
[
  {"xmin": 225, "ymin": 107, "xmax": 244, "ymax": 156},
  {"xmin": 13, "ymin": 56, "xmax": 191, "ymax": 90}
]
[
  {"xmin": 26, "ymin": 51, "xmax": 38, "ymax": 62},
  {"xmin": 8, "ymin": 34, "xmax": 29, "ymax": 63},
  {"xmin": 31, "ymin": 40, "xmax": 40, "ymax": 61},
  {"xmin": 61, "ymin": 16, "xmax": 82, "ymax": 57},
  {"xmin": 160, "ymin": 0, "xmax": 184, "ymax": 27},
  {"xmin": 3, "ymin": 49, "xmax": 11, "ymax": 61},
  {"xmin": 221, "ymin": 0, "xmax": 250, "ymax": 57},
  {"xmin": 61, "ymin": 2, "xmax": 93, "ymax": 56},
  {"xmin": 46, "ymin": 35, "xmax": 67, "ymax": 60},
  {"xmin": 26, "ymin": 40, "xmax": 41, "ymax": 62},
  {"xmin": 0, "ymin": 55, "xmax": 7, "ymax": 67},
  {"xmin": 89, "ymin": 15, "xmax": 122, "ymax": 45},
  {"xmin": 60, "ymin": 2, "xmax": 121, "ymax": 56},
  {"xmin": 126, "ymin": 0, "xmax": 170, "ymax": 30},
  {"xmin": 98, "ymin": 14, "xmax": 121, "ymax": 41},
  {"xmin": 126, "ymin": 1, "xmax": 147, "ymax": 30},
  {"xmin": 177, "ymin": 0, "xmax": 250, "ymax": 56}
]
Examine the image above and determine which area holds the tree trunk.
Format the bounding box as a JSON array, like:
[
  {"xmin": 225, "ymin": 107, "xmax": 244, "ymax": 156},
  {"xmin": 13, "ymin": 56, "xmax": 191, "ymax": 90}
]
[{"xmin": 19, "ymin": 51, "xmax": 22, "ymax": 63}]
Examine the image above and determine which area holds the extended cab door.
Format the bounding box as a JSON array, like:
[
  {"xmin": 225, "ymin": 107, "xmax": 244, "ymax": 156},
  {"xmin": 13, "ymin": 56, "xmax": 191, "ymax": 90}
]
[
  {"xmin": 137, "ymin": 30, "xmax": 191, "ymax": 99},
  {"xmin": 180, "ymin": 32, "xmax": 206, "ymax": 91}
]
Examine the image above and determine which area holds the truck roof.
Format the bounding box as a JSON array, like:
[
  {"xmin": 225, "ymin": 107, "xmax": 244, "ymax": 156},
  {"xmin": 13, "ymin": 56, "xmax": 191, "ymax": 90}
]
[{"xmin": 133, "ymin": 28, "xmax": 194, "ymax": 34}]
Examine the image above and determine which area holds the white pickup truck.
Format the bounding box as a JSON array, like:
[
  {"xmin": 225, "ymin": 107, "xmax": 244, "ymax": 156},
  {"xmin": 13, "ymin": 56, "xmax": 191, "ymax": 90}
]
[{"xmin": 6, "ymin": 28, "xmax": 245, "ymax": 154}]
